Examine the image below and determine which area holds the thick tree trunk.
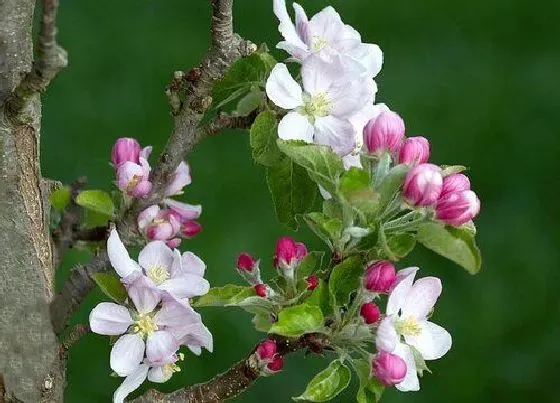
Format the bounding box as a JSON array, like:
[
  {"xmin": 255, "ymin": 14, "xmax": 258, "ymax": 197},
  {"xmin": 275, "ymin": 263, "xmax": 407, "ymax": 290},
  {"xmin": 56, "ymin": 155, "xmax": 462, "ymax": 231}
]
[{"xmin": 0, "ymin": 0, "xmax": 64, "ymax": 401}]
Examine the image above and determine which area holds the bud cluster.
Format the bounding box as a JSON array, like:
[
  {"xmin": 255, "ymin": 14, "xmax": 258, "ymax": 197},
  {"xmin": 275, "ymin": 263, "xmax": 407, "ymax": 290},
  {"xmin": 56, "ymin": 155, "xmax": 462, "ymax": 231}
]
[{"xmin": 255, "ymin": 339, "xmax": 284, "ymax": 375}]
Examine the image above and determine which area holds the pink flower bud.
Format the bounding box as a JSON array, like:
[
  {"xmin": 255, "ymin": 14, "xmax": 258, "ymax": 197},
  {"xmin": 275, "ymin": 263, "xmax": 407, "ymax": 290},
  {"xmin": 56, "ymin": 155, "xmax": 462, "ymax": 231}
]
[
  {"xmin": 237, "ymin": 253, "xmax": 257, "ymax": 272},
  {"xmin": 363, "ymin": 111, "xmax": 405, "ymax": 155},
  {"xmin": 116, "ymin": 157, "xmax": 152, "ymax": 199},
  {"xmin": 372, "ymin": 351, "xmax": 407, "ymax": 386},
  {"xmin": 398, "ymin": 136, "xmax": 430, "ymax": 166},
  {"xmin": 165, "ymin": 161, "xmax": 192, "ymax": 196},
  {"xmin": 166, "ymin": 238, "xmax": 182, "ymax": 249},
  {"xmin": 364, "ymin": 261, "xmax": 397, "ymax": 293},
  {"xmin": 436, "ymin": 190, "xmax": 480, "ymax": 226},
  {"xmin": 441, "ymin": 173, "xmax": 471, "ymax": 197},
  {"xmin": 181, "ymin": 220, "xmax": 202, "ymax": 238},
  {"xmin": 274, "ymin": 237, "xmax": 306, "ymax": 271},
  {"xmin": 305, "ymin": 275, "xmax": 319, "ymax": 291},
  {"xmin": 360, "ymin": 302, "xmax": 381, "ymax": 324},
  {"xmin": 254, "ymin": 284, "xmax": 268, "ymax": 298},
  {"xmin": 295, "ymin": 242, "xmax": 308, "ymax": 260},
  {"xmin": 266, "ymin": 355, "xmax": 284, "ymax": 372},
  {"xmin": 138, "ymin": 206, "xmax": 181, "ymax": 241},
  {"xmin": 111, "ymin": 137, "xmax": 141, "ymax": 167},
  {"xmin": 165, "ymin": 198, "xmax": 202, "ymax": 221},
  {"xmin": 403, "ymin": 163, "xmax": 443, "ymax": 206},
  {"xmin": 256, "ymin": 340, "xmax": 277, "ymax": 361}
]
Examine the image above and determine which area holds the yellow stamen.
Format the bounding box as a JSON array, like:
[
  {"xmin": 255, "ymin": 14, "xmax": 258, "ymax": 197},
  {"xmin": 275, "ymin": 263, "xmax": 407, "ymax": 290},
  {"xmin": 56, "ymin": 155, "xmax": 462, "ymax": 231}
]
[
  {"xmin": 134, "ymin": 314, "xmax": 158, "ymax": 338},
  {"xmin": 312, "ymin": 36, "xmax": 328, "ymax": 51},
  {"xmin": 146, "ymin": 265, "xmax": 170, "ymax": 285},
  {"xmin": 396, "ymin": 317, "xmax": 422, "ymax": 337}
]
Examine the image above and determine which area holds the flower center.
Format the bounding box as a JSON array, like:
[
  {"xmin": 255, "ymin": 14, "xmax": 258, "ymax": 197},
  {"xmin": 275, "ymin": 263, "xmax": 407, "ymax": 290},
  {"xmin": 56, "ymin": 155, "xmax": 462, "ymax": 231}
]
[
  {"xmin": 311, "ymin": 36, "xmax": 328, "ymax": 51},
  {"xmin": 127, "ymin": 174, "xmax": 142, "ymax": 191},
  {"xmin": 301, "ymin": 93, "xmax": 331, "ymax": 121},
  {"xmin": 396, "ymin": 317, "xmax": 422, "ymax": 337},
  {"xmin": 146, "ymin": 264, "xmax": 170, "ymax": 285},
  {"xmin": 162, "ymin": 353, "xmax": 184, "ymax": 378},
  {"xmin": 133, "ymin": 314, "xmax": 158, "ymax": 337}
]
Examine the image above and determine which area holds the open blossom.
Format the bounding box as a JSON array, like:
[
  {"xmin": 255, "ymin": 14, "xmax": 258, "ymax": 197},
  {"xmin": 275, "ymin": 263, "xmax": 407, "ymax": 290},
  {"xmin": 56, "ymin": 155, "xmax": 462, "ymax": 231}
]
[
  {"xmin": 273, "ymin": 0, "xmax": 383, "ymax": 77},
  {"xmin": 166, "ymin": 161, "xmax": 192, "ymax": 196},
  {"xmin": 107, "ymin": 229, "xmax": 209, "ymax": 300},
  {"xmin": 376, "ymin": 267, "xmax": 452, "ymax": 392},
  {"xmin": 266, "ymin": 50, "xmax": 375, "ymax": 156}
]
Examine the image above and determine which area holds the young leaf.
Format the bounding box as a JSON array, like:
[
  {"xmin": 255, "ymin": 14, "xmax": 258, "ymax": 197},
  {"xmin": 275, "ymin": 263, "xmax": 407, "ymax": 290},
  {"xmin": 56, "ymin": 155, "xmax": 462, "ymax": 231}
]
[
  {"xmin": 50, "ymin": 186, "xmax": 71, "ymax": 211},
  {"xmin": 303, "ymin": 212, "xmax": 343, "ymax": 250},
  {"xmin": 339, "ymin": 167, "xmax": 379, "ymax": 219},
  {"xmin": 192, "ymin": 285, "xmax": 255, "ymax": 307},
  {"xmin": 293, "ymin": 360, "xmax": 351, "ymax": 402},
  {"xmin": 76, "ymin": 190, "xmax": 115, "ymax": 216},
  {"xmin": 277, "ymin": 140, "xmax": 344, "ymax": 194},
  {"xmin": 252, "ymin": 312, "xmax": 274, "ymax": 332},
  {"xmin": 93, "ymin": 273, "xmax": 127, "ymax": 304},
  {"xmin": 416, "ymin": 222, "xmax": 482, "ymax": 274},
  {"xmin": 297, "ymin": 251, "xmax": 325, "ymax": 279},
  {"xmin": 266, "ymin": 156, "xmax": 317, "ymax": 229},
  {"xmin": 354, "ymin": 358, "xmax": 384, "ymax": 403},
  {"xmin": 328, "ymin": 255, "xmax": 364, "ymax": 308},
  {"xmin": 383, "ymin": 232, "xmax": 416, "ymax": 260},
  {"xmin": 305, "ymin": 280, "xmax": 333, "ymax": 317},
  {"xmin": 250, "ymin": 110, "xmax": 283, "ymax": 166},
  {"xmin": 269, "ymin": 304, "xmax": 324, "ymax": 337},
  {"xmin": 376, "ymin": 164, "xmax": 409, "ymax": 213}
]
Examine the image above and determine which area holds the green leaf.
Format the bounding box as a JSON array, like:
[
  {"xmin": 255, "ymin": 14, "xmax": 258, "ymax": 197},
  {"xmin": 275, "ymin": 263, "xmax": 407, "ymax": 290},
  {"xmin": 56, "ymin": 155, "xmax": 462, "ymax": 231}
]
[
  {"xmin": 376, "ymin": 164, "xmax": 409, "ymax": 212},
  {"xmin": 303, "ymin": 212, "xmax": 343, "ymax": 250},
  {"xmin": 328, "ymin": 255, "xmax": 364, "ymax": 308},
  {"xmin": 306, "ymin": 280, "xmax": 333, "ymax": 317},
  {"xmin": 323, "ymin": 199, "xmax": 343, "ymax": 220},
  {"xmin": 93, "ymin": 272, "xmax": 127, "ymax": 304},
  {"xmin": 82, "ymin": 209, "xmax": 112, "ymax": 229},
  {"xmin": 269, "ymin": 304, "xmax": 324, "ymax": 337},
  {"xmin": 354, "ymin": 359, "xmax": 384, "ymax": 403},
  {"xmin": 385, "ymin": 232, "xmax": 417, "ymax": 260},
  {"xmin": 252, "ymin": 312, "xmax": 274, "ymax": 332},
  {"xmin": 441, "ymin": 165, "xmax": 467, "ymax": 176},
  {"xmin": 50, "ymin": 186, "xmax": 71, "ymax": 211},
  {"xmin": 266, "ymin": 156, "xmax": 317, "ymax": 229},
  {"xmin": 294, "ymin": 360, "xmax": 351, "ymax": 402},
  {"xmin": 298, "ymin": 251, "xmax": 325, "ymax": 279},
  {"xmin": 339, "ymin": 167, "xmax": 379, "ymax": 220},
  {"xmin": 278, "ymin": 140, "xmax": 344, "ymax": 194},
  {"xmin": 416, "ymin": 222, "xmax": 482, "ymax": 274},
  {"xmin": 410, "ymin": 345, "xmax": 431, "ymax": 376},
  {"xmin": 76, "ymin": 190, "xmax": 115, "ymax": 216},
  {"xmin": 236, "ymin": 86, "xmax": 264, "ymax": 116},
  {"xmin": 250, "ymin": 110, "xmax": 282, "ymax": 166},
  {"xmin": 192, "ymin": 285, "xmax": 255, "ymax": 307}
]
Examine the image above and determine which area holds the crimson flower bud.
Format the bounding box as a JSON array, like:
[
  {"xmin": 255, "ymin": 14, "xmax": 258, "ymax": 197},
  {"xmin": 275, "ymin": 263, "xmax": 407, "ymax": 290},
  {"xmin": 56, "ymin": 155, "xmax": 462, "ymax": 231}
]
[
  {"xmin": 237, "ymin": 253, "xmax": 257, "ymax": 272},
  {"xmin": 403, "ymin": 163, "xmax": 443, "ymax": 206},
  {"xmin": 360, "ymin": 302, "xmax": 381, "ymax": 324},
  {"xmin": 363, "ymin": 111, "xmax": 405, "ymax": 155},
  {"xmin": 436, "ymin": 190, "xmax": 480, "ymax": 226},
  {"xmin": 111, "ymin": 137, "xmax": 141, "ymax": 167},
  {"xmin": 364, "ymin": 261, "xmax": 397, "ymax": 293},
  {"xmin": 181, "ymin": 220, "xmax": 202, "ymax": 238},
  {"xmin": 372, "ymin": 351, "xmax": 407, "ymax": 386},
  {"xmin": 305, "ymin": 275, "xmax": 319, "ymax": 291},
  {"xmin": 274, "ymin": 237, "xmax": 307, "ymax": 277},
  {"xmin": 266, "ymin": 355, "xmax": 284, "ymax": 373},
  {"xmin": 441, "ymin": 173, "xmax": 471, "ymax": 197},
  {"xmin": 256, "ymin": 339, "xmax": 277, "ymax": 361},
  {"xmin": 255, "ymin": 284, "xmax": 268, "ymax": 298},
  {"xmin": 398, "ymin": 136, "xmax": 430, "ymax": 166}
]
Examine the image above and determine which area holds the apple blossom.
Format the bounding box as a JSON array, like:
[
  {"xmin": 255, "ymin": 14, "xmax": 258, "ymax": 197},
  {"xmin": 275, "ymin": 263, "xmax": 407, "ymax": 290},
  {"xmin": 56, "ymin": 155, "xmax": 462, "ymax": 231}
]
[
  {"xmin": 440, "ymin": 173, "xmax": 471, "ymax": 197},
  {"xmin": 360, "ymin": 302, "xmax": 381, "ymax": 324},
  {"xmin": 237, "ymin": 253, "xmax": 258, "ymax": 272},
  {"xmin": 305, "ymin": 275, "xmax": 319, "ymax": 291},
  {"xmin": 273, "ymin": 236, "xmax": 307, "ymax": 279},
  {"xmin": 363, "ymin": 110, "xmax": 405, "ymax": 155},
  {"xmin": 165, "ymin": 161, "xmax": 192, "ymax": 196},
  {"xmin": 403, "ymin": 163, "xmax": 443, "ymax": 207},
  {"xmin": 436, "ymin": 190, "xmax": 481, "ymax": 226},
  {"xmin": 372, "ymin": 350, "xmax": 407, "ymax": 386},
  {"xmin": 398, "ymin": 136, "xmax": 430, "ymax": 166},
  {"xmin": 364, "ymin": 260, "xmax": 397, "ymax": 293},
  {"xmin": 138, "ymin": 205, "xmax": 181, "ymax": 241},
  {"xmin": 181, "ymin": 220, "xmax": 202, "ymax": 238}
]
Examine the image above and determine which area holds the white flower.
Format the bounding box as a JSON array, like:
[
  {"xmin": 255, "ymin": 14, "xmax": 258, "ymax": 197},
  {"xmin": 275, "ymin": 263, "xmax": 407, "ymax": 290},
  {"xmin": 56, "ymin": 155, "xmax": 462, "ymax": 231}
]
[
  {"xmin": 273, "ymin": 0, "xmax": 383, "ymax": 77},
  {"xmin": 266, "ymin": 51, "xmax": 375, "ymax": 156},
  {"xmin": 376, "ymin": 267, "xmax": 452, "ymax": 392}
]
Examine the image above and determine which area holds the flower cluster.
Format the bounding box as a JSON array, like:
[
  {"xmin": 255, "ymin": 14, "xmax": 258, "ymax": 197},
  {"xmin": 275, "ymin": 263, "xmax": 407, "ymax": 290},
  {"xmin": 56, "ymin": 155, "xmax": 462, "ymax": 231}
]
[
  {"xmin": 111, "ymin": 137, "xmax": 202, "ymax": 247},
  {"xmin": 89, "ymin": 230, "xmax": 212, "ymax": 402},
  {"xmin": 361, "ymin": 261, "xmax": 452, "ymax": 391}
]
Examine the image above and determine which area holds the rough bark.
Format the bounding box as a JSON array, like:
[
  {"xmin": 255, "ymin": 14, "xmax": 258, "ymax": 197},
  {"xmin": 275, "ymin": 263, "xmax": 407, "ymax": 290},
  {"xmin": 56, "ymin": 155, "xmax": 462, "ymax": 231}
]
[{"xmin": 0, "ymin": 0, "xmax": 66, "ymax": 401}]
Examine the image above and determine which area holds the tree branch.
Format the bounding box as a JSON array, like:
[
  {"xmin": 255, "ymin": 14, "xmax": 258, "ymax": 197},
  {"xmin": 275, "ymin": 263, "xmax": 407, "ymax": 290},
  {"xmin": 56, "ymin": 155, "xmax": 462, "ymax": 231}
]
[{"xmin": 132, "ymin": 334, "xmax": 330, "ymax": 403}]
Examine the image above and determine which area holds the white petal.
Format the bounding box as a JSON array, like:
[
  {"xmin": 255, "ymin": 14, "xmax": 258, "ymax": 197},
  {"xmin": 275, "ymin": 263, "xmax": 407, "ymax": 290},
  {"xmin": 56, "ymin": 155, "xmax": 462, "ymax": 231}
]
[
  {"xmin": 110, "ymin": 334, "xmax": 145, "ymax": 377},
  {"xmin": 159, "ymin": 275, "xmax": 210, "ymax": 299},
  {"xmin": 401, "ymin": 277, "xmax": 442, "ymax": 320},
  {"xmin": 171, "ymin": 251, "xmax": 206, "ymax": 278},
  {"xmin": 318, "ymin": 185, "xmax": 332, "ymax": 200},
  {"xmin": 386, "ymin": 267, "xmax": 419, "ymax": 316},
  {"xmin": 329, "ymin": 78, "xmax": 376, "ymax": 118},
  {"xmin": 349, "ymin": 43, "xmax": 383, "ymax": 78},
  {"xmin": 405, "ymin": 321, "xmax": 452, "ymax": 360},
  {"xmin": 137, "ymin": 205, "xmax": 160, "ymax": 231},
  {"xmin": 313, "ymin": 116, "xmax": 356, "ymax": 156},
  {"xmin": 89, "ymin": 302, "xmax": 133, "ymax": 336},
  {"xmin": 342, "ymin": 154, "xmax": 362, "ymax": 170},
  {"xmin": 179, "ymin": 322, "xmax": 214, "ymax": 353},
  {"xmin": 273, "ymin": 0, "xmax": 307, "ymax": 50},
  {"xmin": 278, "ymin": 112, "xmax": 314, "ymax": 143},
  {"xmin": 147, "ymin": 366, "xmax": 173, "ymax": 383},
  {"xmin": 155, "ymin": 299, "xmax": 199, "ymax": 330},
  {"xmin": 308, "ymin": 6, "xmax": 348, "ymax": 44},
  {"xmin": 113, "ymin": 363, "xmax": 149, "ymax": 403},
  {"xmin": 146, "ymin": 331, "xmax": 179, "ymax": 365},
  {"xmin": 107, "ymin": 229, "xmax": 141, "ymax": 278},
  {"xmin": 127, "ymin": 275, "xmax": 161, "ymax": 315},
  {"xmin": 301, "ymin": 51, "xmax": 339, "ymax": 95},
  {"xmin": 188, "ymin": 345, "xmax": 202, "ymax": 356},
  {"xmin": 138, "ymin": 241, "xmax": 175, "ymax": 273},
  {"xmin": 293, "ymin": 3, "xmax": 309, "ymax": 43},
  {"xmin": 265, "ymin": 63, "xmax": 303, "ymax": 109},
  {"xmin": 394, "ymin": 343, "xmax": 420, "ymax": 392},
  {"xmin": 376, "ymin": 317, "xmax": 399, "ymax": 352}
]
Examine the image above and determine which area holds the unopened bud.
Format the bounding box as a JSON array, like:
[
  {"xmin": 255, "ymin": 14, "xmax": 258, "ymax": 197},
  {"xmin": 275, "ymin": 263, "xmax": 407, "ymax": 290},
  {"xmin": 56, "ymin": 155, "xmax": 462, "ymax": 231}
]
[
  {"xmin": 436, "ymin": 190, "xmax": 480, "ymax": 226},
  {"xmin": 364, "ymin": 261, "xmax": 397, "ymax": 293},
  {"xmin": 237, "ymin": 253, "xmax": 257, "ymax": 272},
  {"xmin": 266, "ymin": 355, "xmax": 284, "ymax": 373},
  {"xmin": 440, "ymin": 173, "xmax": 471, "ymax": 197},
  {"xmin": 274, "ymin": 237, "xmax": 307, "ymax": 275},
  {"xmin": 398, "ymin": 136, "xmax": 430, "ymax": 166},
  {"xmin": 372, "ymin": 351, "xmax": 407, "ymax": 386},
  {"xmin": 305, "ymin": 275, "xmax": 319, "ymax": 291},
  {"xmin": 111, "ymin": 137, "xmax": 141, "ymax": 167},
  {"xmin": 255, "ymin": 284, "xmax": 268, "ymax": 298},
  {"xmin": 181, "ymin": 220, "xmax": 202, "ymax": 238},
  {"xmin": 403, "ymin": 163, "xmax": 443, "ymax": 206},
  {"xmin": 360, "ymin": 302, "xmax": 381, "ymax": 324},
  {"xmin": 363, "ymin": 111, "xmax": 405, "ymax": 155},
  {"xmin": 256, "ymin": 340, "xmax": 277, "ymax": 361}
]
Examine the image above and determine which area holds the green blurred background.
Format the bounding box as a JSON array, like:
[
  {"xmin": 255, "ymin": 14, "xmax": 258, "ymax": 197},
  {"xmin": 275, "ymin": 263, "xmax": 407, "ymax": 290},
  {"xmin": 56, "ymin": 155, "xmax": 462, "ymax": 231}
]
[{"xmin": 43, "ymin": 0, "xmax": 560, "ymax": 401}]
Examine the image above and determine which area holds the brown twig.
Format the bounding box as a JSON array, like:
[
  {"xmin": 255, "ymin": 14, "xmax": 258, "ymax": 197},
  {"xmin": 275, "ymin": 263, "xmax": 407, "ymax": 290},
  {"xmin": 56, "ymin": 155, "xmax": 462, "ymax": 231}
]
[{"xmin": 60, "ymin": 324, "xmax": 90, "ymax": 359}]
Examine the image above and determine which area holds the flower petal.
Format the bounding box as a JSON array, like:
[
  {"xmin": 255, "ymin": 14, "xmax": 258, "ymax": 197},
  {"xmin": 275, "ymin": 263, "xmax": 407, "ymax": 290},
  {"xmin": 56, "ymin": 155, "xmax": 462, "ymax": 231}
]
[
  {"xmin": 107, "ymin": 229, "xmax": 141, "ymax": 278},
  {"xmin": 405, "ymin": 321, "xmax": 452, "ymax": 360},
  {"xmin": 348, "ymin": 43, "xmax": 383, "ymax": 78},
  {"xmin": 273, "ymin": 0, "xmax": 307, "ymax": 50},
  {"xmin": 376, "ymin": 316, "xmax": 399, "ymax": 352},
  {"xmin": 127, "ymin": 275, "xmax": 161, "ymax": 315},
  {"xmin": 110, "ymin": 334, "xmax": 145, "ymax": 376},
  {"xmin": 394, "ymin": 343, "xmax": 420, "ymax": 392},
  {"xmin": 278, "ymin": 112, "xmax": 314, "ymax": 143},
  {"xmin": 159, "ymin": 275, "xmax": 210, "ymax": 299},
  {"xmin": 179, "ymin": 321, "xmax": 214, "ymax": 353},
  {"xmin": 401, "ymin": 277, "xmax": 442, "ymax": 320},
  {"xmin": 171, "ymin": 251, "xmax": 206, "ymax": 278},
  {"xmin": 146, "ymin": 331, "xmax": 179, "ymax": 365},
  {"xmin": 155, "ymin": 299, "xmax": 199, "ymax": 330},
  {"xmin": 329, "ymin": 78, "xmax": 376, "ymax": 118},
  {"xmin": 138, "ymin": 241, "xmax": 175, "ymax": 273},
  {"xmin": 313, "ymin": 116, "xmax": 356, "ymax": 156},
  {"xmin": 164, "ymin": 199, "xmax": 202, "ymax": 220},
  {"xmin": 342, "ymin": 154, "xmax": 362, "ymax": 170},
  {"xmin": 113, "ymin": 363, "xmax": 149, "ymax": 403},
  {"xmin": 308, "ymin": 6, "xmax": 351, "ymax": 44},
  {"xmin": 89, "ymin": 302, "xmax": 133, "ymax": 335},
  {"xmin": 137, "ymin": 205, "xmax": 160, "ymax": 231},
  {"xmin": 386, "ymin": 267, "xmax": 419, "ymax": 316},
  {"xmin": 147, "ymin": 366, "xmax": 173, "ymax": 383},
  {"xmin": 266, "ymin": 63, "xmax": 303, "ymax": 109}
]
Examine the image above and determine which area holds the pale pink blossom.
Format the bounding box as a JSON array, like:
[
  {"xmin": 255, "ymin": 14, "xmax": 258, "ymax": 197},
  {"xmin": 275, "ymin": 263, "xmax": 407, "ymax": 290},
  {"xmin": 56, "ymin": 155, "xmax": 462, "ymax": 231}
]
[{"xmin": 165, "ymin": 161, "xmax": 192, "ymax": 196}]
